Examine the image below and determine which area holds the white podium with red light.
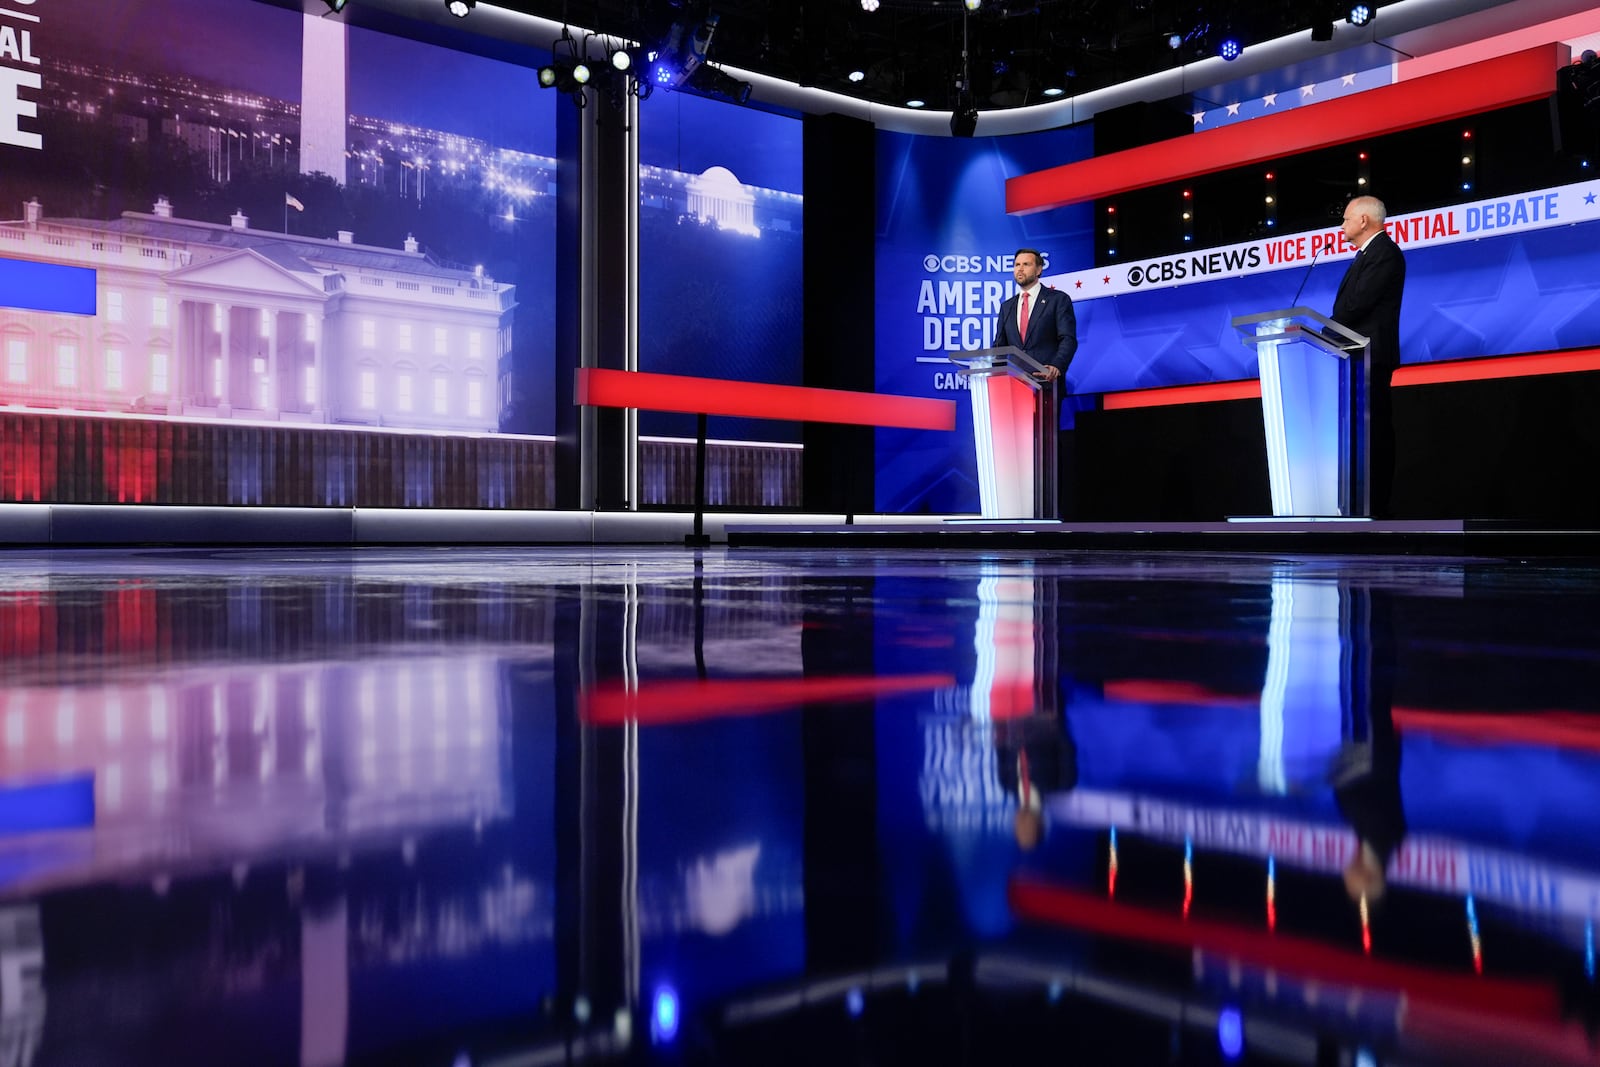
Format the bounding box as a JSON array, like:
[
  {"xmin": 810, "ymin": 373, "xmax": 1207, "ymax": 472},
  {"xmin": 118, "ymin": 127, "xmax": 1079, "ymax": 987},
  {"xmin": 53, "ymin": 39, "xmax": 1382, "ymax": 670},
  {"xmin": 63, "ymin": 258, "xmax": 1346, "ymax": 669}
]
[{"xmin": 949, "ymin": 346, "xmax": 1058, "ymax": 520}]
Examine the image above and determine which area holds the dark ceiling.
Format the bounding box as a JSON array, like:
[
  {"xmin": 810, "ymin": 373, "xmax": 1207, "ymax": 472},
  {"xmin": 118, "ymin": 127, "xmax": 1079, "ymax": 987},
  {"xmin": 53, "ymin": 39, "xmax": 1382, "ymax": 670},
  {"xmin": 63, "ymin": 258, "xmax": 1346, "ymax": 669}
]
[{"xmin": 486, "ymin": 0, "xmax": 1400, "ymax": 110}]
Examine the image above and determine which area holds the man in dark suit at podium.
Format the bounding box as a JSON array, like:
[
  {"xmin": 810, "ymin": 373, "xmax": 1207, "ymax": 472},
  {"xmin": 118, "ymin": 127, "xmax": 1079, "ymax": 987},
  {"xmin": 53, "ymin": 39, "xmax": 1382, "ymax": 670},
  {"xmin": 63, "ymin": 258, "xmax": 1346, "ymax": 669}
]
[
  {"xmin": 993, "ymin": 248, "xmax": 1078, "ymax": 382},
  {"xmin": 1331, "ymin": 196, "xmax": 1406, "ymax": 518}
]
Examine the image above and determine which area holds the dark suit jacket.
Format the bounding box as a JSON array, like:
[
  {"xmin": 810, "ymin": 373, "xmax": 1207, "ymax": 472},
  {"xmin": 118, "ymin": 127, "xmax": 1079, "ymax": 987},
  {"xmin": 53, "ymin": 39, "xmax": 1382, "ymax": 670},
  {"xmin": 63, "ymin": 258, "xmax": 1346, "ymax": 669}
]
[
  {"xmin": 1331, "ymin": 230, "xmax": 1406, "ymax": 373},
  {"xmin": 993, "ymin": 285, "xmax": 1078, "ymax": 376}
]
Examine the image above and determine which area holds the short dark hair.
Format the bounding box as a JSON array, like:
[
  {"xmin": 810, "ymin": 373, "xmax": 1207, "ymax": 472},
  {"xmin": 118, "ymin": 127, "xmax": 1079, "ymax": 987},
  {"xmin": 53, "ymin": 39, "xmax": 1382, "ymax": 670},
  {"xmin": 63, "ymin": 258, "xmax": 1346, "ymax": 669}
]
[{"xmin": 1014, "ymin": 248, "xmax": 1043, "ymax": 266}]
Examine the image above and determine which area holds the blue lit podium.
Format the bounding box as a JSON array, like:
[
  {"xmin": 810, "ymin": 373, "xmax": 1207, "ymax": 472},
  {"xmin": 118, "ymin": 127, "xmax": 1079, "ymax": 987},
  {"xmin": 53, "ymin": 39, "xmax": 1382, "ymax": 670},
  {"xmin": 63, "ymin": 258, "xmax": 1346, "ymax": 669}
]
[
  {"xmin": 1231, "ymin": 307, "xmax": 1371, "ymax": 518},
  {"xmin": 950, "ymin": 346, "xmax": 1057, "ymax": 519}
]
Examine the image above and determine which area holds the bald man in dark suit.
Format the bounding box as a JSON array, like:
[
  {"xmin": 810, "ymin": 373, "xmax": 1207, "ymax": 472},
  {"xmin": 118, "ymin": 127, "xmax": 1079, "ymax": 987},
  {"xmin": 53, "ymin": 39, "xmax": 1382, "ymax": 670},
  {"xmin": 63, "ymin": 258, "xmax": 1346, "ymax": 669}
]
[{"xmin": 1332, "ymin": 196, "xmax": 1406, "ymax": 518}]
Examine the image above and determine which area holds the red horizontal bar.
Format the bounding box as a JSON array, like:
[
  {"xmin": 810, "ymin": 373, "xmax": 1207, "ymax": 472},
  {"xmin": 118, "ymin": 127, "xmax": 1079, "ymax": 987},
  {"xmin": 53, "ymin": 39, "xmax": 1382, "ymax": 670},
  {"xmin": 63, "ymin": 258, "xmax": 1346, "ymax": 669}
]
[
  {"xmin": 575, "ymin": 368, "xmax": 956, "ymax": 431},
  {"xmin": 1007, "ymin": 44, "xmax": 1561, "ymax": 215},
  {"xmin": 580, "ymin": 672, "xmax": 954, "ymax": 725},
  {"xmin": 1102, "ymin": 379, "xmax": 1260, "ymax": 411},
  {"xmin": 1009, "ymin": 878, "xmax": 1560, "ymax": 1020},
  {"xmin": 1103, "ymin": 678, "xmax": 1258, "ymax": 707},
  {"xmin": 1394, "ymin": 707, "xmax": 1600, "ymax": 754},
  {"xmin": 1393, "ymin": 347, "xmax": 1600, "ymax": 387}
]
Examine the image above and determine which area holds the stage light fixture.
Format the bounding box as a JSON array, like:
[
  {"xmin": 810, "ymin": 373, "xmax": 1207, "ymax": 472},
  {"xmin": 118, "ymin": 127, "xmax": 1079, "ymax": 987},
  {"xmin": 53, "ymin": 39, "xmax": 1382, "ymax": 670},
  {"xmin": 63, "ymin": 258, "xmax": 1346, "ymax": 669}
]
[
  {"xmin": 1218, "ymin": 37, "xmax": 1241, "ymax": 61},
  {"xmin": 446, "ymin": 0, "xmax": 474, "ymax": 16},
  {"xmin": 964, "ymin": 0, "xmax": 981, "ymax": 10},
  {"xmin": 1348, "ymin": 4, "xmax": 1373, "ymax": 26},
  {"xmin": 861, "ymin": 0, "xmax": 880, "ymax": 10},
  {"xmin": 1042, "ymin": 86, "xmax": 1064, "ymax": 97},
  {"xmin": 848, "ymin": 69, "xmax": 865, "ymax": 82},
  {"xmin": 653, "ymin": 61, "xmax": 675, "ymax": 85},
  {"xmin": 1168, "ymin": 33, "xmax": 1183, "ymax": 49},
  {"xmin": 950, "ymin": 99, "xmax": 979, "ymax": 137},
  {"xmin": 537, "ymin": 53, "xmax": 603, "ymax": 101},
  {"xmin": 690, "ymin": 64, "xmax": 753, "ymax": 105},
  {"xmin": 1311, "ymin": 18, "xmax": 1334, "ymax": 41},
  {"xmin": 906, "ymin": 98, "xmax": 926, "ymax": 108},
  {"xmin": 611, "ymin": 48, "xmax": 632, "ymax": 71},
  {"xmin": 323, "ymin": 0, "xmax": 348, "ymax": 12}
]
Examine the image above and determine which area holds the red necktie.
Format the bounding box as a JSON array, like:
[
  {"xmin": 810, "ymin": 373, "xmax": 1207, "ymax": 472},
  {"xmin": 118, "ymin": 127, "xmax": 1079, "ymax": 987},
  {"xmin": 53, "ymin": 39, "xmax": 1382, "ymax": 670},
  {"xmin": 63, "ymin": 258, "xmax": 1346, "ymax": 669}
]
[{"xmin": 1018, "ymin": 290, "xmax": 1031, "ymax": 340}]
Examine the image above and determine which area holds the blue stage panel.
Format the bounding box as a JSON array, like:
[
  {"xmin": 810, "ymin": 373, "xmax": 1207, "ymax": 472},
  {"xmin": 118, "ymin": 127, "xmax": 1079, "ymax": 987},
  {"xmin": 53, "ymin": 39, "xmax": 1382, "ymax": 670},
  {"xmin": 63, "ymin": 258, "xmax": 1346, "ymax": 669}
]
[{"xmin": 0, "ymin": 256, "xmax": 97, "ymax": 315}]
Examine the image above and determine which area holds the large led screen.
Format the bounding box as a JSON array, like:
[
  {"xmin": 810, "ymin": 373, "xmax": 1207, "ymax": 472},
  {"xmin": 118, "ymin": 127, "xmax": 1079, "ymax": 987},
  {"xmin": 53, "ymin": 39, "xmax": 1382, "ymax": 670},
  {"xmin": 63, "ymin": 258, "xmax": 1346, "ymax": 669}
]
[
  {"xmin": 637, "ymin": 91, "xmax": 803, "ymax": 443},
  {"xmin": 0, "ymin": 0, "xmax": 558, "ymax": 506}
]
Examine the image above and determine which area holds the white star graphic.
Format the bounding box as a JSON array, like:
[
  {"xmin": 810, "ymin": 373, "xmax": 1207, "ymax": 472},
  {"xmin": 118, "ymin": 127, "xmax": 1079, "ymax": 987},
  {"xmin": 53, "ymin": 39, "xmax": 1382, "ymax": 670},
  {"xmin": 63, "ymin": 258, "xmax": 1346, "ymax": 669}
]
[
  {"xmin": 1300, "ymin": 84, "xmax": 1316, "ymax": 98},
  {"xmin": 1226, "ymin": 103, "xmax": 1241, "ymax": 116},
  {"xmin": 1263, "ymin": 92, "xmax": 1278, "ymax": 107},
  {"xmin": 1341, "ymin": 74, "xmax": 1357, "ymax": 87},
  {"xmin": 1193, "ymin": 110, "xmax": 1205, "ymax": 125}
]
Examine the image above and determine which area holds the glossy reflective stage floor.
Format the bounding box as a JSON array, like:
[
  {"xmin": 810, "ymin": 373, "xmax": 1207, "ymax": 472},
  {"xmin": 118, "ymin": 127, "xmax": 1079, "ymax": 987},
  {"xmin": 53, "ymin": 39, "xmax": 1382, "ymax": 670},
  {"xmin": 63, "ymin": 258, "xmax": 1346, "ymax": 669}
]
[{"xmin": 3, "ymin": 547, "xmax": 1600, "ymax": 1067}]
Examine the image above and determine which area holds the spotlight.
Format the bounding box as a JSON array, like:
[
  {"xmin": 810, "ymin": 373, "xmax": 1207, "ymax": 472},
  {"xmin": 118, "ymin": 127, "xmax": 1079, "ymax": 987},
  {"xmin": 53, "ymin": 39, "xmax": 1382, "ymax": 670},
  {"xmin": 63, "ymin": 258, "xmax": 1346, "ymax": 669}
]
[
  {"xmin": 611, "ymin": 49, "xmax": 631, "ymax": 71},
  {"xmin": 950, "ymin": 97, "xmax": 979, "ymax": 137},
  {"xmin": 1168, "ymin": 33, "xmax": 1182, "ymax": 49},
  {"xmin": 323, "ymin": 0, "xmax": 348, "ymax": 11},
  {"xmin": 538, "ymin": 56, "xmax": 598, "ymax": 97},
  {"xmin": 1218, "ymin": 37, "xmax": 1241, "ymax": 61},
  {"xmin": 1348, "ymin": 4, "xmax": 1373, "ymax": 26},
  {"xmin": 446, "ymin": 0, "xmax": 474, "ymax": 16},
  {"xmin": 848, "ymin": 69, "xmax": 865, "ymax": 82},
  {"xmin": 906, "ymin": 98, "xmax": 926, "ymax": 108},
  {"xmin": 643, "ymin": 48, "xmax": 680, "ymax": 87},
  {"xmin": 690, "ymin": 64, "xmax": 753, "ymax": 104},
  {"xmin": 1042, "ymin": 86, "xmax": 1064, "ymax": 97},
  {"xmin": 964, "ymin": 0, "xmax": 981, "ymax": 10},
  {"xmin": 861, "ymin": 0, "xmax": 879, "ymax": 10}
]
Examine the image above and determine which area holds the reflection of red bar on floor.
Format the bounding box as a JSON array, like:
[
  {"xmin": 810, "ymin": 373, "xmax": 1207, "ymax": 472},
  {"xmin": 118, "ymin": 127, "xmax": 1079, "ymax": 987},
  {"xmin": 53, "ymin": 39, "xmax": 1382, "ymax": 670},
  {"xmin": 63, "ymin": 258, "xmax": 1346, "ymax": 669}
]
[
  {"xmin": 1103, "ymin": 678, "xmax": 1258, "ymax": 707},
  {"xmin": 1010, "ymin": 877, "xmax": 1560, "ymax": 1021},
  {"xmin": 581, "ymin": 673, "xmax": 954, "ymax": 725},
  {"xmin": 1395, "ymin": 707, "xmax": 1600, "ymax": 755},
  {"xmin": 575, "ymin": 368, "xmax": 956, "ymax": 430}
]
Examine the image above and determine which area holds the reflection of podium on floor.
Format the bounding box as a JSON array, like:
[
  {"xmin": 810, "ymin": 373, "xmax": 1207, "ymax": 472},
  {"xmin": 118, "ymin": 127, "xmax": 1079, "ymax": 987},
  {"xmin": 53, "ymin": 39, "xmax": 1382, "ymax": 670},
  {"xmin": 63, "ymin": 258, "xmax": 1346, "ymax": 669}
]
[
  {"xmin": 1232, "ymin": 307, "xmax": 1371, "ymax": 518},
  {"xmin": 949, "ymin": 346, "xmax": 1057, "ymax": 520}
]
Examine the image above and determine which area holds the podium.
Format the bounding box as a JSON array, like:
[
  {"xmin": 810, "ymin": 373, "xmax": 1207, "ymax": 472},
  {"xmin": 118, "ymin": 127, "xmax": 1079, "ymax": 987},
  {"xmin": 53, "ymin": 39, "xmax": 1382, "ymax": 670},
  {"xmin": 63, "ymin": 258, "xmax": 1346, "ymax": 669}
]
[
  {"xmin": 1231, "ymin": 307, "xmax": 1371, "ymax": 518},
  {"xmin": 949, "ymin": 346, "xmax": 1057, "ymax": 519}
]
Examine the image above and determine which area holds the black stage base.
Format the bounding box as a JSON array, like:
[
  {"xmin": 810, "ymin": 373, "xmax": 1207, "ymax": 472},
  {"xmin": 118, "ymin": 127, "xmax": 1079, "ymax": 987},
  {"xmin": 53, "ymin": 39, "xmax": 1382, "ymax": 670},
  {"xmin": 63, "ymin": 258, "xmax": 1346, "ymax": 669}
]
[{"xmin": 725, "ymin": 518, "xmax": 1600, "ymax": 556}]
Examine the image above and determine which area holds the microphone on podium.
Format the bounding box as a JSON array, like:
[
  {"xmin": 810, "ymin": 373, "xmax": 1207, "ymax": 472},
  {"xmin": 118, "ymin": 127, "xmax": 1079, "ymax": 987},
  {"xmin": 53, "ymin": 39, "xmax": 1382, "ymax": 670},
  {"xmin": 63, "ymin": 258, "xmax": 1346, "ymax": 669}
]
[{"xmin": 1289, "ymin": 242, "xmax": 1322, "ymax": 308}]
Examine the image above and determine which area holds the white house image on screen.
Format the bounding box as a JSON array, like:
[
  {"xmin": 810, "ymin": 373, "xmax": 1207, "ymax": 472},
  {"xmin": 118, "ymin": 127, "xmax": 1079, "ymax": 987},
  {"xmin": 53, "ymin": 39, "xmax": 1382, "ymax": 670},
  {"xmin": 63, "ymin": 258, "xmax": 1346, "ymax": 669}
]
[{"xmin": 0, "ymin": 198, "xmax": 515, "ymax": 432}]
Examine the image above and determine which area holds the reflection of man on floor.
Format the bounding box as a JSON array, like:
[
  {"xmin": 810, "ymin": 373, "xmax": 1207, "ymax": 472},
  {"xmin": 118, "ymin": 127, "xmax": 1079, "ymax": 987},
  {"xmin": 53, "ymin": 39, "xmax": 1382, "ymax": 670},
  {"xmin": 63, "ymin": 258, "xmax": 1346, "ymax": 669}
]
[
  {"xmin": 1333, "ymin": 714, "xmax": 1404, "ymax": 902},
  {"xmin": 995, "ymin": 710, "xmax": 1078, "ymax": 851},
  {"xmin": 1332, "ymin": 591, "xmax": 1404, "ymax": 902}
]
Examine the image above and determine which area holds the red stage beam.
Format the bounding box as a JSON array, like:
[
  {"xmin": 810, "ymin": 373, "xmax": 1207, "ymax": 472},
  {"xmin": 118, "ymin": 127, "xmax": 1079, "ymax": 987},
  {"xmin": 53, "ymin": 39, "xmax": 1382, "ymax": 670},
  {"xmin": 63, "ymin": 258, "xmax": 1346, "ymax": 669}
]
[
  {"xmin": 1007, "ymin": 44, "xmax": 1563, "ymax": 215},
  {"xmin": 575, "ymin": 368, "xmax": 955, "ymax": 431},
  {"xmin": 1100, "ymin": 346, "xmax": 1600, "ymax": 411}
]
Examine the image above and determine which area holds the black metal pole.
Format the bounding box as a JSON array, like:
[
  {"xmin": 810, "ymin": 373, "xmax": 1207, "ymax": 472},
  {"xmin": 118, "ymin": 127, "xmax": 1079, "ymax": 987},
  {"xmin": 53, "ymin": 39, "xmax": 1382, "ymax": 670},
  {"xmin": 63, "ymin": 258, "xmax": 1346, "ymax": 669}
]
[{"xmin": 686, "ymin": 411, "xmax": 710, "ymax": 546}]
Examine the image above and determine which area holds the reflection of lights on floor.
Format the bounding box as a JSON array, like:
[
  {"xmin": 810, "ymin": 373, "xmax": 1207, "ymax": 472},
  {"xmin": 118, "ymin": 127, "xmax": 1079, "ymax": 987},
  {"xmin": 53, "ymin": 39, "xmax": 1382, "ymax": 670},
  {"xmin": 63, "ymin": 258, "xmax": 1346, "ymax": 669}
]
[
  {"xmin": 1217, "ymin": 1005, "xmax": 1243, "ymax": 1060},
  {"xmin": 1183, "ymin": 836, "xmax": 1193, "ymax": 919},
  {"xmin": 651, "ymin": 986, "xmax": 679, "ymax": 1043},
  {"xmin": 1466, "ymin": 894, "xmax": 1482, "ymax": 974},
  {"xmin": 1266, "ymin": 856, "xmax": 1276, "ymax": 932}
]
